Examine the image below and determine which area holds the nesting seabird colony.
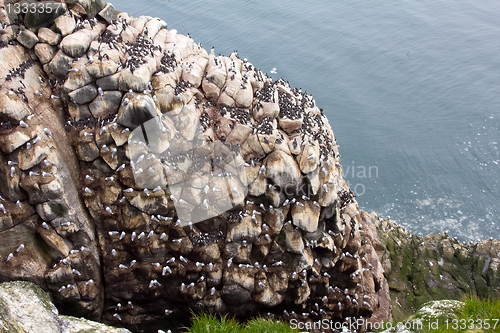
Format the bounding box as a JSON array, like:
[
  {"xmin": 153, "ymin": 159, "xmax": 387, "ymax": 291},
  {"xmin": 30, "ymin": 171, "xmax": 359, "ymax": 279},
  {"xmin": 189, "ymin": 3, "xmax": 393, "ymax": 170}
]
[{"xmin": 0, "ymin": 0, "xmax": 396, "ymax": 332}]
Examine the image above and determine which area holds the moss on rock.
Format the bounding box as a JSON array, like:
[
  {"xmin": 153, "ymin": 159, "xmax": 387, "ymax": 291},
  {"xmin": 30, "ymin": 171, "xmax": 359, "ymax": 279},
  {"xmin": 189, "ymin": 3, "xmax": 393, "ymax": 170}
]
[{"xmin": 375, "ymin": 218, "xmax": 500, "ymax": 321}]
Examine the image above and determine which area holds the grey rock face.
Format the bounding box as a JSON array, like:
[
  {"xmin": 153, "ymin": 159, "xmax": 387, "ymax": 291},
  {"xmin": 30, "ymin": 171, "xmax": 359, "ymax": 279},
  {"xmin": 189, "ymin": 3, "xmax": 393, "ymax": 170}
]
[
  {"xmin": 98, "ymin": 3, "xmax": 118, "ymax": 24},
  {"xmin": 34, "ymin": 43, "xmax": 57, "ymax": 64},
  {"xmin": 0, "ymin": 281, "xmax": 60, "ymax": 333},
  {"xmin": 69, "ymin": 84, "xmax": 98, "ymax": 104},
  {"xmin": 0, "ymin": 281, "xmax": 131, "ymax": 333},
  {"xmin": 55, "ymin": 14, "xmax": 76, "ymax": 37},
  {"xmin": 37, "ymin": 27, "xmax": 61, "ymax": 45},
  {"xmin": 47, "ymin": 50, "xmax": 74, "ymax": 78},
  {"xmin": 89, "ymin": 91, "xmax": 123, "ymax": 118},
  {"xmin": 116, "ymin": 94, "xmax": 158, "ymax": 129},
  {"xmin": 374, "ymin": 216, "xmax": 500, "ymax": 322},
  {"xmin": 17, "ymin": 29, "xmax": 39, "ymax": 49}
]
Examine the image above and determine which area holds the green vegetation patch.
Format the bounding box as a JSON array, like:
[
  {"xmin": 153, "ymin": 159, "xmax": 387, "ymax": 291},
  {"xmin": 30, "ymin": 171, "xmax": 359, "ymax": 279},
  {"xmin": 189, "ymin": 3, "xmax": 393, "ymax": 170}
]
[
  {"xmin": 184, "ymin": 313, "xmax": 297, "ymax": 333},
  {"xmin": 380, "ymin": 296, "xmax": 500, "ymax": 333}
]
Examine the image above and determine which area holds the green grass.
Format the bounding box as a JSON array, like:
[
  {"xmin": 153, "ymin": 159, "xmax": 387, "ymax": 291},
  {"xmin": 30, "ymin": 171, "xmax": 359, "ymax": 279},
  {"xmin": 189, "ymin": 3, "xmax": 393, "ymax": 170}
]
[
  {"xmin": 428, "ymin": 295, "xmax": 500, "ymax": 333},
  {"xmin": 378, "ymin": 295, "xmax": 500, "ymax": 333},
  {"xmin": 184, "ymin": 313, "xmax": 297, "ymax": 333}
]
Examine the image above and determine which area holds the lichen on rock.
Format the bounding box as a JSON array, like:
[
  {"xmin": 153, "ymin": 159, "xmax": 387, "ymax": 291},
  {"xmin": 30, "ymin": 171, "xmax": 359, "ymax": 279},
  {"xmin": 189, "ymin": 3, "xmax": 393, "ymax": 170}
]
[{"xmin": 0, "ymin": 281, "xmax": 132, "ymax": 333}]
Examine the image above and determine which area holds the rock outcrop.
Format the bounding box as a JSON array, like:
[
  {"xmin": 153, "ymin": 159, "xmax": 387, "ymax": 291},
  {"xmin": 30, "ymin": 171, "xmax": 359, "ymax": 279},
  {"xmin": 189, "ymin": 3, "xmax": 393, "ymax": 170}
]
[
  {"xmin": 0, "ymin": 281, "xmax": 132, "ymax": 333},
  {"xmin": 380, "ymin": 299, "xmax": 465, "ymax": 333},
  {"xmin": 372, "ymin": 217, "xmax": 500, "ymax": 322}
]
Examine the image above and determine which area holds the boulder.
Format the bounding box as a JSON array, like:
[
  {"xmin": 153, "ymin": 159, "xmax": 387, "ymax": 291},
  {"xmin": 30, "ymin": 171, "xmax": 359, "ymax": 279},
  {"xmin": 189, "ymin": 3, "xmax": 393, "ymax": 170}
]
[
  {"xmin": 265, "ymin": 150, "xmax": 302, "ymax": 192},
  {"xmin": 253, "ymin": 101, "xmax": 279, "ymax": 122},
  {"xmin": 380, "ymin": 300, "xmax": 464, "ymax": 333},
  {"xmin": 181, "ymin": 54, "xmax": 208, "ymax": 88},
  {"xmin": 0, "ymin": 281, "xmax": 60, "ymax": 333},
  {"xmin": 24, "ymin": 3, "xmax": 67, "ymax": 29},
  {"xmin": 18, "ymin": 142, "xmax": 52, "ymax": 171},
  {"xmin": 34, "ymin": 43, "xmax": 56, "ymax": 64},
  {"xmin": 89, "ymin": 91, "xmax": 123, "ymax": 118},
  {"xmin": 0, "ymin": 281, "xmax": 130, "ymax": 333},
  {"xmin": 279, "ymin": 116, "xmax": 303, "ymax": 134},
  {"xmin": 16, "ymin": 29, "xmax": 39, "ymax": 49},
  {"xmin": 37, "ymin": 27, "xmax": 61, "ymax": 45},
  {"xmin": 116, "ymin": 94, "xmax": 158, "ymax": 129},
  {"xmin": 60, "ymin": 29, "xmax": 96, "ymax": 58},
  {"xmin": 87, "ymin": 59, "xmax": 119, "ymax": 78},
  {"xmin": 0, "ymin": 93, "xmax": 30, "ymax": 122},
  {"xmin": 0, "ymin": 156, "xmax": 25, "ymax": 202},
  {"xmin": 69, "ymin": 84, "xmax": 98, "ymax": 104},
  {"xmin": 118, "ymin": 65, "xmax": 153, "ymax": 92},
  {"xmin": 0, "ymin": 129, "xmax": 33, "ymax": 154},
  {"xmin": 47, "ymin": 50, "xmax": 74, "ymax": 78},
  {"xmin": 227, "ymin": 215, "xmax": 262, "ymax": 243},
  {"xmin": 36, "ymin": 199, "xmax": 68, "ymax": 221},
  {"xmin": 75, "ymin": 139, "xmax": 100, "ymax": 162},
  {"xmin": 68, "ymin": 103, "xmax": 93, "ymax": 119},
  {"xmin": 98, "ymin": 3, "xmax": 118, "ymax": 24},
  {"xmin": 59, "ymin": 315, "xmax": 132, "ymax": 333},
  {"xmin": 297, "ymin": 141, "xmax": 320, "ymax": 174},
  {"xmin": 96, "ymin": 73, "xmax": 120, "ymax": 90},
  {"xmin": 63, "ymin": 56, "xmax": 95, "ymax": 92},
  {"xmin": 144, "ymin": 17, "xmax": 167, "ymax": 39},
  {"xmin": 54, "ymin": 15, "xmax": 76, "ymax": 37},
  {"xmin": 77, "ymin": 0, "xmax": 106, "ymax": 17},
  {"xmin": 281, "ymin": 224, "xmax": 305, "ymax": 254},
  {"xmin": 291, "ymin": 200, "xmax": 321, "ymax": 233},
  {"xmin": 36, "ymin": 225, "xmax": 70, "ymax": 258}
]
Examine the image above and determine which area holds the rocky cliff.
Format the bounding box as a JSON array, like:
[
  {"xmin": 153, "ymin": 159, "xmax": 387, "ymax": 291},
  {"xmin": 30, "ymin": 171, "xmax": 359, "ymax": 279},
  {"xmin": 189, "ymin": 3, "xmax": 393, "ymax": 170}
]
[
  {"xmin": 372, "ymin": 218, "xmax": 500, "ymax": 322},
  {"xmin": 0, "ymin": 0, "xmax": 392, "ymax": 331}
]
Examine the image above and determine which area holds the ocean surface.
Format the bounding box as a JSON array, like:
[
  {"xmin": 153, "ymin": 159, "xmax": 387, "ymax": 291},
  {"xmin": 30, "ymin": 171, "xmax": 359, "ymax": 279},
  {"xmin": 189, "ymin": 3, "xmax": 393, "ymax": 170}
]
[{"xmin": 111, "ymin": 0, "xmax": 500, "ymax": 242}]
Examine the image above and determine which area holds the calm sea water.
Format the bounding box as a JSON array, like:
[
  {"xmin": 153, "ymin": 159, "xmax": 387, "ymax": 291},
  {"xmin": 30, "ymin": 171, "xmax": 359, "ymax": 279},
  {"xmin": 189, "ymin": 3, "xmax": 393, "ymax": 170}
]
[{"xmin": 110, "ymin": 0, "xmax": 500, "ymax": 241}]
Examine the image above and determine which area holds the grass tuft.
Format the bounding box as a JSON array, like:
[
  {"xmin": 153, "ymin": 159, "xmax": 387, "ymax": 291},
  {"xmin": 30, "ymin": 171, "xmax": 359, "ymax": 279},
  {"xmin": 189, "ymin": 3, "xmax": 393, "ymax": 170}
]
[
  {"xmin": 185, "ymin": 313, "xmax": 242, "ymax": 333},
  {"xmin": 184, "ymin": 313, "xmax": 297, "ymax": 333}
]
